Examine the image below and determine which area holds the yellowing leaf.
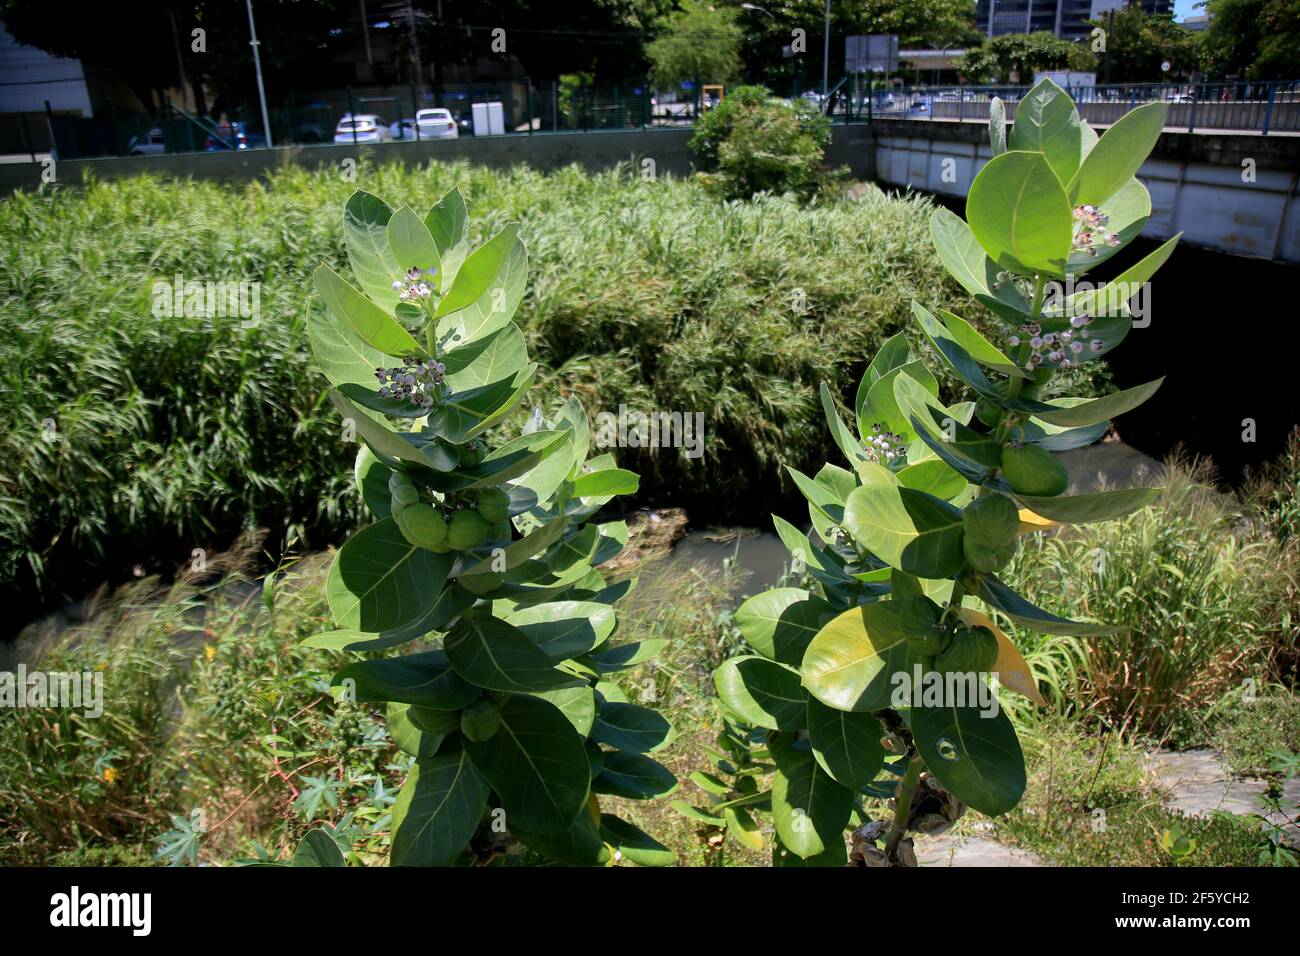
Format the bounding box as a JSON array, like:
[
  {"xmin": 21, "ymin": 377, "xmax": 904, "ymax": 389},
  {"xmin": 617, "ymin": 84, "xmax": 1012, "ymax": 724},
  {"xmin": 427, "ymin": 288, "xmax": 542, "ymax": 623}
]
[
  {"xmin": 957, "ymin": 608, "xmax": 1047, "ymax": 707},
  {"xmin": 1017, "ymin": 507, "xmax": 1061, "ymax": 535}
]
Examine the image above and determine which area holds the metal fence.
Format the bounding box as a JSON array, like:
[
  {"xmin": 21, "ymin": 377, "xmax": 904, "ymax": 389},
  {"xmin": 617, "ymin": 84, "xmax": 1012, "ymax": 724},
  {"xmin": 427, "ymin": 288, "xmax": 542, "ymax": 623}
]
[{"xmin": 862, "ymin": 80, "xmax": 1300, "ymax": 135}]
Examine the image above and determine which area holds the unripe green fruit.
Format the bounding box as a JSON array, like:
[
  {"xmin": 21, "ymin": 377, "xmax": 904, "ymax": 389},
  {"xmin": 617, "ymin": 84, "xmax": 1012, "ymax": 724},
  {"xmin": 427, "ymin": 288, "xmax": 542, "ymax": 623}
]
[
  {"xmin": 935, "ymin": 626, "xmax": 999, "ymax": 673},
  {"xmin": 446, "ymin": 509, "xmax": 490, "ymax": 550},
  {"xmin": 963, "ymin": 534, "xmax": 1017, "ymax": 572},
  {"xmin": 1000, "ymin": 443, "xmax": 1069, "ymax": 497},
  {"xmin": 460, "ymin": 699, "xmax": 501, "ymax": 742},
  {"xmin": 460, "ymin": 440, "xmax": 486, "ymax": 468},
  {"xmin": 397, "ymin": 504, "xmax": 450, "ymax": 551},
  {"xmin": 476, "ymin": 487, "xmax": 510, "ymax": 523},
  {"xmin": 388, "ymin": 472, "xmax": 421, "ymax": 506},
  {"xmin": 898, "ymin": 595, "xmax": 946, "ymax": 654},
  {"xmin": 963, "ymin": 494, "xmax": 1020, "ymax": 549},
  {"xmin": 407, "ymin": 704, "xmax": 461, "ymax": 735},
  {"xmin": 975, "ymin": 399, "xmax": 1003, "ymax": 428}
]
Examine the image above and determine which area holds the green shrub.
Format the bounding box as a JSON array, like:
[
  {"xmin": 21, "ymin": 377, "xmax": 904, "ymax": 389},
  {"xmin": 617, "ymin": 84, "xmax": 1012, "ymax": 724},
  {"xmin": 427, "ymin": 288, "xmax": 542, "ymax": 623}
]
[
  {"xmin": 1210, "ymin": 692, "xmax": 1300, "ymax": 777},
  {"xmin": 1008, "ymin": 461, "xmax": 1294, "ymax": 741},
  {"xmin": 690, "ymin": 85, "xmax": 831, "ymax": 200},
  {"xmin": 1, "ymin": 162, "xmax": 968, "ymax": 615}
]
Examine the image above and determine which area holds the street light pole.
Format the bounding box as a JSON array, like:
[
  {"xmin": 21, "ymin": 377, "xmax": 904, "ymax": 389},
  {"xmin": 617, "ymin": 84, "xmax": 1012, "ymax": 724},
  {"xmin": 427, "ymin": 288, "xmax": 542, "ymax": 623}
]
[
  {"xmin": 246, "ymin": 0, "xmax": 273, "ymax": 148},
  {"xmin": 822, "ymin": 0, "xmax": 831, "ymax": 97}
]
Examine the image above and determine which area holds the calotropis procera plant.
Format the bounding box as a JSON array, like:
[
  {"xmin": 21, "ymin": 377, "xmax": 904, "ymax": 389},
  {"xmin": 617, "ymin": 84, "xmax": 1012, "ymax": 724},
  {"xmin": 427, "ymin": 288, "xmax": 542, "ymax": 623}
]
[
  {"xmin": 304, "ymin": 188, "xmax": 678, "ymax": 867},
  {"xmin": 717, "ymin": 79, "xmax": 1181, "ymax": 866}
]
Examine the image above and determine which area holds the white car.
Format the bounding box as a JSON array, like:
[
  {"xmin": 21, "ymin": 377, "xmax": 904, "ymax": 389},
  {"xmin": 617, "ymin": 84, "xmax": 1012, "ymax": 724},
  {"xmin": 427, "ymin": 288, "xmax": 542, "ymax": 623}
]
[
  {"xmin": 127, "ymin": 128, "xmax": 166, "ymax": 155},
  {"xmin": 334, "ymin": 114, "xmax": 392, "ymax": 144},
  {"xmin": 415, "ymin": 108, "xmax": 459, "ymax": 139}
]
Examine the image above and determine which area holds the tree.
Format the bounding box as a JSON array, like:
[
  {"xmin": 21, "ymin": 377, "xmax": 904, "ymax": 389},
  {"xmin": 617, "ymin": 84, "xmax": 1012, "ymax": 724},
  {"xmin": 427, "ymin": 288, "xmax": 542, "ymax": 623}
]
[
  {"xmin": 646, "ymin": 0, "xmax": 742, "ymax": 88},
  {"xmin": 956, "ymin": 32, "xmax": 1094, "ymax": 84},
  {"xmin": 1091, "ymin": 8, "xmax": 1198, "ymax": 82},
  {"xmin": 1199, "ymin": 0, "xmax": 1300, "ymax": 80}
]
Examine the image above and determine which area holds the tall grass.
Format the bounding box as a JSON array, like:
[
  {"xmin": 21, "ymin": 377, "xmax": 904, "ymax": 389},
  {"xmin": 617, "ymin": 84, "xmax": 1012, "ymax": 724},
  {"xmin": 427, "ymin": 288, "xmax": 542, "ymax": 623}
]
[
  {"xmin": 1005, "ymin": 459, "xmax": 1296, "ymax": 741},
  {"xmin": 0, "ymin": 161, "xmax": 966, "ymax": 618}
]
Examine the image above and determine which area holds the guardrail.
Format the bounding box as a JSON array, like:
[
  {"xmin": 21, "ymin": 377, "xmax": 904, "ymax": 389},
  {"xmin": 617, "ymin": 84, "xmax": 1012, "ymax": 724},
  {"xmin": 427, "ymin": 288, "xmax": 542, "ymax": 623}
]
[{"xmin": 856, "ymin": 80, "xmax": 1300, "ymax": 135}]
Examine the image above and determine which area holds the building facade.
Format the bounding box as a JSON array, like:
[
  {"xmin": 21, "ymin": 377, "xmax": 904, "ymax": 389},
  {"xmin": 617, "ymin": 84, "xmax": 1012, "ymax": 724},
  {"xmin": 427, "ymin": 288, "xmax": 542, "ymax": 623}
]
[{"xmin": 974, "ymin": 0, "xmax": 1174, "ymax": 42}]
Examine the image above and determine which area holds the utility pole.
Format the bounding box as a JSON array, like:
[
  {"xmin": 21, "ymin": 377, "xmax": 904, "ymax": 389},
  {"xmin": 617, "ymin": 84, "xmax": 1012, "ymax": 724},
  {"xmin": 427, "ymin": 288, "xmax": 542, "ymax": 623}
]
[
  {"xmin": 168, "ymin": 10, "xmax": 189, "ymax": 112},
  {"xmin": 359, "ymin": 0, "xmax": 373, "ymax": 72},
  {"xmin": 406, "ymin": 1, "xmax": 424, "ymax": 87},
  {"xmin": 246, "ymin": 0, "xmax": 273, "ymax": 147},
  {"xmin": 822, "ymin": 0, "xmax": 831, "ymax": 97}
]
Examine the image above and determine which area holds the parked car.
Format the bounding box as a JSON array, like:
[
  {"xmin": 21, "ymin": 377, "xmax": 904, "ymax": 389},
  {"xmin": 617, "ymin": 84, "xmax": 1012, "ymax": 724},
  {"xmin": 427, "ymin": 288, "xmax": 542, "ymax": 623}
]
[
  {"xmin": 205, "ymin": 121, "xmax": 265, "ymax": 151},
  {"xmin": 415, "ymin": 108, "xmax": 459, "ymax": 139},
  {"xmin": 126, "ymin": 128, "xmax": 165, "ymax": 155},
  {"xmin": 389, "ymin": 117, "xmax": 417, "ymax": 140},
  {"xmin": 333, "ymin": 114, "xmax": 392, "ymax": 144}
]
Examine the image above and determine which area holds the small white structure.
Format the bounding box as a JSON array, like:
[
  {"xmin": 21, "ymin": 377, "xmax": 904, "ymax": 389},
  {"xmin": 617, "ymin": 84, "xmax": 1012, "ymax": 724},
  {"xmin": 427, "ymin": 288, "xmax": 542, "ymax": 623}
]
[{"xmin": 471, "ymin": 102, "xmax": 505, "ymax": 136}]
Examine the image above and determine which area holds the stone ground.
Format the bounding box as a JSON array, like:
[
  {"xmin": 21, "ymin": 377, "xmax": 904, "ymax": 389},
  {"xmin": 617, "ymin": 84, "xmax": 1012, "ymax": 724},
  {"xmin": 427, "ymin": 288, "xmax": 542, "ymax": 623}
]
[{"xmin": 916, "ymin": 748, "xmax": 1300, "ymax": 867}]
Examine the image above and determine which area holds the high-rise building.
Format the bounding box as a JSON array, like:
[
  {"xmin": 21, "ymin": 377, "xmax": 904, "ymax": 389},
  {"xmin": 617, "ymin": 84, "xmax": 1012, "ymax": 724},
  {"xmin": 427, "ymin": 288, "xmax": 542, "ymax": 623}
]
[{"xmin": 974, "ymin": 0, "xmax": 1174, "ymax": 42}]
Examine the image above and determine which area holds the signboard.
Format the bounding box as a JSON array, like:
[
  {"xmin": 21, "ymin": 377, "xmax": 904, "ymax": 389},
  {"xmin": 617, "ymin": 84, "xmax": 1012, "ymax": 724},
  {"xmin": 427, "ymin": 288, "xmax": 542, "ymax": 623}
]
[{"xmin": 846, "ymin": 34, "xmax": 899, "ymax": 73}]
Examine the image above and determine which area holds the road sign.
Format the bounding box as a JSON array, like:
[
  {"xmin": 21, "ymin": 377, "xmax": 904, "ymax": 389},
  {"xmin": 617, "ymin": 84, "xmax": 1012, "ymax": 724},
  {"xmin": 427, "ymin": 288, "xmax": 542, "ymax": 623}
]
[{"xmin": 846, "ymin": 34, "xmax": 899, "ymax": 73}]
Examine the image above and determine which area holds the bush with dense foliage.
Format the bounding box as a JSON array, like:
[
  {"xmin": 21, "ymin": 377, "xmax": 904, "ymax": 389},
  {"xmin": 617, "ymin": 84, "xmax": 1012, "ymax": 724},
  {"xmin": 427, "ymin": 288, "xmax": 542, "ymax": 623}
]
[
  {"xmin": 689, "ymin": 85, "xmax": 832, "ymax": 200},
  {"xmin": 0, "ymin": 162, "xmax": 970, "ymax": 618}
]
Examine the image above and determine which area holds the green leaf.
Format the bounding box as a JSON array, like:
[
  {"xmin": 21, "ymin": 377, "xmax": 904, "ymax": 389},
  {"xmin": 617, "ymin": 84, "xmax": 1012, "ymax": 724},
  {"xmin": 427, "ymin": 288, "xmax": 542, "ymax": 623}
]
[
  {"xmin": 424, "ymin": 188, "xmax": 469, "ymax": 289},
  {"xmin": 714, "ymin": 656, "xmax": 808, "ymax": 730},
  {"xmin": 600, "ymin": 814, "xmax": 676, "ymax": 866},
  {"xmin": 592, "ymin": 751, "xmax": 678, "ymax": 800},
  {"xmin": 571, "ymin": 468, "xmax": 639, "ymax": 498},
  {"xmin": 724, "ymin": 806, "xmax": 765, "ymax": 850},
  {"xmin": 343, "ymin": 190, "xmax": 402, "ymax": 314},
  {"xmin": 326, "ymin": 518, "xmax": 453, "ymax": 632},
  {"xmin": 308, "ymin": 301, "xmax": 391, "ymax": 394},
  {"xmin": 1032, "ymin": 378, "xmax": 1162, "ymax": 427},
  {"xmin": 859, "ymin": 360, "xmax": 940, "ymax": 442},
  {"xmin": 530, "ymin": 685, "xmax": 596, "ymax": 736},
  {"xmin": 441, "ymin": 323, "xmax": 528, "ymax": 392},
  {"xmin": 896, "ymin": 458, "xmax": 967, "ymax": 501},
  {"xmin": 434, "ymin": 224, "xmax": 521, "ymax": 318},
  {"xmin": 513, "ymin": 802, "xmax": 610, "ymax": 865},
  {"xmin": 464, "ymin": 694, "xmax": 590, "ymax": 834},
  {"xmin": 390, "ymin": 742, "xmax": 490, "ymax": 866},
  {"xmin": 592, "ymin": 702, "xmax": 676, "ymax": 753},
  {"xmin": 1015, "ymin": 487, "xmax": 1158, "ymax": 523},
  {"xmin": 967, "ymin": 572, "xmax": 1118, "ymax": 636},
  {"xmin": 434, "ymin": 235, "xmax": 528, "ymax": 349},
  {"xmin": 1058, "ymin": 234, "xmax": 1180, "ymax": 319},
  {"xmin": 968, "ymin": 150, "xmax": 1073, "ymax": 276},
  {"xmin": 354, "ymin": 445, "xmax": 392, "ymax": 519},
  {"xmin": 800, "ymin": 602, "xmax": 917, "ymax": 713},
  {"xmin": 589, "ymin": 639, "xmax": 666, "ymax": 671},
  {"xmin": 734, "ymin": 587, "xmax": 832, "ymax": 666},
  {"xmin": 939, "ymin": 310, "xmax": 1027, "ymax": 379},
  {"xmin": 1069, "ymin": 102, "xmax": 1167, "ymax": 206},
  {"xmin": 910, "ymin": 699, "xmax": 1026, "ymax": 816},
  {"xmin": 771, "ymin": 737, "xmax": 852, "ymax": 859},
  {"xmin": 387, "ymin": 204, "xmax": 440, "ymax": 272},
  {"xmin": 314, "ymin": 263, "xmax": 422, "ymax": 357},
  {"xmin": 1008, "ymin": 78, "xmax": 1084, "ymax": 185},
  {"xmin": 929, "ymin": 208, "xmax": 1030, "ymax": 320},
  {"xmin": 862, "ymin": 332, "xmax": 913, "ymax": 391},
  {"xmin": 290, "ymin": 829, "xmax": 347, "ymax": 867},
  {"xmin": 805, "ymin": 697, "xmax": 886, "ymax": 790},
  {"xmin": 821, "ymin": 382, "xmax": 866, "ymax": 465},
  {"xmin": 444, "ymin": 616, "xmax": 584, "ymax": 692},
  {"xmin": 505, "ymin": 600, "xmax": 615, "ymax": 661},
  {"xmin": 335, "ymin": 649, "xmax": 478, "ymax": 710},
  {"xmin": 843, "ymin": 483, "xmax": 966, "ymax": 579},
  {"xmin": 989, "ymin": 96, "xmax": 1007, "ymax": 155},
  {"xmin": 387, "ymin": 702, "xmax": 447, "ymax": 759},
  {"xmin": 1065, "ymin": 177, "xmax": 1151, "ymax": 273}
]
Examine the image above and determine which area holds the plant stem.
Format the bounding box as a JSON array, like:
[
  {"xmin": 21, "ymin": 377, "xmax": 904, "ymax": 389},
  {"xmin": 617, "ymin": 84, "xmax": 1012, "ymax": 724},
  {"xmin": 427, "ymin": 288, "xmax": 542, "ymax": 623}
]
[{"xmin": 884, "ymin": 753, "xmax": 924, "ymax": 860}]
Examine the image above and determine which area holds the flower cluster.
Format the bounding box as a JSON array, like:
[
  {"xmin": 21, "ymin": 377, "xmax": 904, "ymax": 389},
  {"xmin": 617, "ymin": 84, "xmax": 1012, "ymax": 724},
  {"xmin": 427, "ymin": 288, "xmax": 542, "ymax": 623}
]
[
  {"xmin": 392, "ymin": 266, "xmax": 437, "ymax": 303},
  {"xmin": 863, "ymin": 424, "xmax": 907, "ymax": 465},
  {"xmin": 375, "ymin": 355, "xmax": 446, "ymax": 409},
  {"xmin": 1006, "ymin": 316, "xmax": 1105, "ymax": 370},
  {"xmin": 1071, "ymin": 205, "xmax": 1120, "ymax": 258}
]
